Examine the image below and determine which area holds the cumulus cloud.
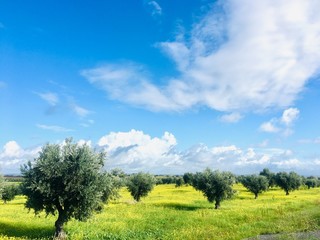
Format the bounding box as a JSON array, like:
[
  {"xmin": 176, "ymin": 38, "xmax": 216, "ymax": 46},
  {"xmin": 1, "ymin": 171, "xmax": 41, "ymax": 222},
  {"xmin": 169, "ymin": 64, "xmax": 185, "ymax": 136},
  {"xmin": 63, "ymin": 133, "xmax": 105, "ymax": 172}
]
[
  {"xmin": 0, "ymin": 141, "xmax": 41, "ymax": 174},
  {"xmin": 260, "ymin": 107, "xmax": 300, "ymax": 135},
  {"xmin": 77, "ymin": 139, "xmax": 92, "ymax": 147},
  {"xmin": 1, "ymin": 131, "xmax": 319, "ymax": 175},
  {"xmin": 83, "ymin": 0, "xmax": 320, "ymax": 113},
  {"xmin": 281, "ymin": 108, "xmax": 300, "ymax": 126},
  {"xmin": 36, "ymin": 124, "xmax": 74, "ymax": 132},
  {"xmin": 98, "ymin": 129, "xmax": 180, "ymax": 172},
  {"xmin": 96, "ymin": 130, "xmax": 318, "ymax": 175}
]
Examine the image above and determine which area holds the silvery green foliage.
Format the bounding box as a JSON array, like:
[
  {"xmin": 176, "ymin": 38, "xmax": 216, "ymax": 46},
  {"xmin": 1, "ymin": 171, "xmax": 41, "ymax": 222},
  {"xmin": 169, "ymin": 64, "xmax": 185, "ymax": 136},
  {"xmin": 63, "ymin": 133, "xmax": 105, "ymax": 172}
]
[
  {"xmin": 20, "ymin": 138, "xmax": 109, "ymax": 238},
  {"xmin": 275, "ymin": 171, "xmax": 302, "ymax": 195},
  {"xmin": 192, "ymin": 168, "xmax": 235, "ymax": 209},
  {"xmin": 126, "ymin": 172, "xmax": 155, "ymax": 202},
  {"xmin": 240, "ymin": 174, "xmax": 269, "ymax": 199}
]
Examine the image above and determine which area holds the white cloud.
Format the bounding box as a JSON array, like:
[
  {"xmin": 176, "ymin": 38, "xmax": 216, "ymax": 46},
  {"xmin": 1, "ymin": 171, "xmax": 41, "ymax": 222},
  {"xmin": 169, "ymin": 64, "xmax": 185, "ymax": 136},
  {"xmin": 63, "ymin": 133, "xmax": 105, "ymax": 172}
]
[
  {"xmin": 260, "ymin": 107, "xmax": 299, "ymax": 135},
  {"xmin": 0, "ymin": 141, "xmax": 22, "ymax": 158},
  {"xmin": 272, "ymin": 158, "xmax": 302, "ymax": 168},
  {"xmin": 146, "ymin": 1, "xmax": 162, "ymax": 17},
  {"xmin": 81, "ymin": 63, "xmax": 180, "ymax": 111},
  {"xmin": 260, "ymin": 120, "xmax": 280, "ymax": 133},
  {"xmin": 80, "ymin": 119, "xmax": 95, "ymax": 128},
  {"xmin": 70, "ymin": 103, "xmax": 91, "ymax": 117},
  {"xmin": 298, "ymin": 137, "xmax": 320, "ymax": 144},
  {"xmin": 281, "ymin": 107, "xmax": 300, "ymax": 126},
  {"xmin": 0, "ymin": 141, "xmax": 41, "ymax": 174},
  {"xmin": 1, "ymin": 132, "xmax": 319, "ymax": 175},
  {"xmin": 98, "ymin": 129, "xmax": 180, "ymax": 172},
  {"xmin": 259, "ymin": 139, "xmax": 269, "ymax": 147},
  {"xmin": 220, "ymin": 112, "xmax": 243, "ymax": 123},
  {"xmin": 36, "ymin": 92, "xmax": 59, "ymax": 106},
  {"xmin": 77, "ymin": 139, "xmax": 92, "ymax": 147},
  {"xmin": 36, "ymin": 124, "xmax": 74, "ymax": 132},
  {"xmin": 83, "ymin": 0, "xmax": 320, "ymax": 113}
]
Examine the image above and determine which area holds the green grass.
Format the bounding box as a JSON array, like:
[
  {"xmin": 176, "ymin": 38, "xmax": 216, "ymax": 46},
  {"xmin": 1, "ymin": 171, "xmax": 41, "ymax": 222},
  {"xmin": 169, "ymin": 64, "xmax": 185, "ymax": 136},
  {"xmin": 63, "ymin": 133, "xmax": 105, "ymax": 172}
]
[{"xmin": 0, "ymin": 184, "xmax": 319, "ymax": 240}]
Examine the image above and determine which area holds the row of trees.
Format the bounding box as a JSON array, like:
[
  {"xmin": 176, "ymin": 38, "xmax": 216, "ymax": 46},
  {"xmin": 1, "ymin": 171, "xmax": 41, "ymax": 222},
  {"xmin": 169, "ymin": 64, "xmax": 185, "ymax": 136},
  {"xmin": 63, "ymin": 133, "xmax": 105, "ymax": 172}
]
[{"xmin": 0, "ymin": 139, "xmax": 319, "ymax": 239}]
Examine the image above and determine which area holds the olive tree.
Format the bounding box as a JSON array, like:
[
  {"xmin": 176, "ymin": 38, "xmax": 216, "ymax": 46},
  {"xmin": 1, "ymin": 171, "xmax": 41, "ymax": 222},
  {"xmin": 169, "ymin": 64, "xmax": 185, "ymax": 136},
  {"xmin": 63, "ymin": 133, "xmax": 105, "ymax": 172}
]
[
  {"xmin": 126, "ymin": 172, "xmax": 155, "ymax": 202},
  {"xmin": 240, "ymin": 175, "xmax": 269, "ymax": 199},
  {"xmin": 183, "ymin": 172, "xmax": 193, "ymax": 185},
  {"xmin": 191, "ymin": 168, "xmax": 235, "ymax": 209},
  {"xmin": 259, "ymin": 168, "xmax": 276, "ymax": 188},
  {"xmin": 20, "ymin": 139, "xmax": 109, "ymax": 239},
  {"xmin": 275, "ymin": 171, "xmax": 302, "ymax": 195},
  {"xmin": 1, "ymin": 184, "xmax": 20, "ymax": 203},
  {"xmin": 175, "ymin": 177, "xmax": 184, "ymax": 188},
  {"xmin": 305, "ymin": 177, "xmax": 319, "ymax": 189}
]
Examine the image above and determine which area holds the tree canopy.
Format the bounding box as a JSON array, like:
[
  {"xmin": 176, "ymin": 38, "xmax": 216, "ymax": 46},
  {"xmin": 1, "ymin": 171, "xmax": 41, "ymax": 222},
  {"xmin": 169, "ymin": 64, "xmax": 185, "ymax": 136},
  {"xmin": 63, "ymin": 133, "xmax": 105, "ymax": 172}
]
[
  {"xmin": 191, "ymin": 168, "xmax": 235, "ymax": 209},
  {"xmin": 126, "ymin": 172, "xmax": 155, "ymax": 202},
  {"xmin": 1, "ymin": 184, "xmax": 20, "ymax": 203},
  {"xmin": 183, "ymin": 172, "xmax": 193, "ymax": 185},
  {"xmin": 304, "ymin": 177, "xmax": 319, "ymax": 189},
  {"xmin": 20, "ymin": 138, "xmax": 110, "ymax": 239},
  {"xmin": 275, "ymin": 171, "xmax": 302, "ymax": 195},
  {"xmin": 259, "ymin": 168, "xmax": 276, "ymax": 188},
  {"xmin": 240, "ymin": 175, "xmax": 269, "ymax": 199}
]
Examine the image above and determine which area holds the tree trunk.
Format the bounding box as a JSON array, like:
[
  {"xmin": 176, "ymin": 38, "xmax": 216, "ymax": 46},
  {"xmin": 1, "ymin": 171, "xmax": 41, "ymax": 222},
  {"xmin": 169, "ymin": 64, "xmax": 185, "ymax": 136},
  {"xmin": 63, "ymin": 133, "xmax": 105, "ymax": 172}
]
[
  {"xmin": 286, "ymin": 190, "xmax": 289, "ymax": 195},
  {"xmin": 215, "ymin": 201, "xmax": 220, "ymax": 209},
  {"xmin": 254, "ymin": 193, "xmax": 258, "ymax": 199},
  {"xmin": 54, "ymin": 207, "xmax": 67, "ymax": 239}
]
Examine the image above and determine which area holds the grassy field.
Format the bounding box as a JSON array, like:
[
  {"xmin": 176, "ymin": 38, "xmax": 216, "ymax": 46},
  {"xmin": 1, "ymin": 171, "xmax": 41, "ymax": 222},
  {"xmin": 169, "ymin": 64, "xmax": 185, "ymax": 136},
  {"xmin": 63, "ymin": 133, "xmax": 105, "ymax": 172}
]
[{"xmin": 0, "ymin": 184, "xmax": 319, "ymax": 240}]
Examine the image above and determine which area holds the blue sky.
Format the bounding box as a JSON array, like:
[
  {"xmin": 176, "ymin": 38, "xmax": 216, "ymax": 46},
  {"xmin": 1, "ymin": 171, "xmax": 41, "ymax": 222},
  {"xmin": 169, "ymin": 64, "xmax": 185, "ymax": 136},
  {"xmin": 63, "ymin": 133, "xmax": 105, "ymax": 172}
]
[{"xmin": 1, "ymin": 0, "xmax": 320, "ymax": 175}]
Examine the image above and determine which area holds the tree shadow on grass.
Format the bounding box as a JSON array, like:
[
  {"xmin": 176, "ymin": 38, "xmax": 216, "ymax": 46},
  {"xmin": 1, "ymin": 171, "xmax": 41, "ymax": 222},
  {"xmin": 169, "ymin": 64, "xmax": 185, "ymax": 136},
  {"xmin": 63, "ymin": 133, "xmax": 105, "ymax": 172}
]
[
  {"xmin": 0, "ymin": 221, "xmax": 53, "ymax": 239},
  {"xmin": 155, "ymin": 202, "xmax": 208, "ymax": 211}
]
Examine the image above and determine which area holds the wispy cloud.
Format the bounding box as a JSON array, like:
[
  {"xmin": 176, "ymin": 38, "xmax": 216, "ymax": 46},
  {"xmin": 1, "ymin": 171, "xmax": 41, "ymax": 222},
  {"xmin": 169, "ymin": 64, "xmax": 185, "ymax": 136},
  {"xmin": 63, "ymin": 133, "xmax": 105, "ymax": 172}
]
[
  {"xmin": 36, "ymin": 92, "xmax": 59, "ymax": 106},
  {"xmin": 69, "ymin": 102, "xmax": 91, "ymax": 118},
  {"xmin": 145, "ymin": 1, "xmax": 162, "ymax": 17},
  {"xmin": 83, "ymin": 0, "xmax": 320, "ymax": 113},
  {"xmin": 81, "ymin": 63, "xmax": 178, "ymax": 111},
  {"xmin": 219, "ymin": 112, "xmax": 243, "ymax": 123},
  {"xmin": 80, "ymin": 119, "xmax": 95, "ymax": 128},
  {"xmin": 260, "ymin": 120, "xmax": 280, "ymax": 133},
  {"xmin": 35, "ymin": 89, "xmax": 92, "ymax": 118},
  {"xmin": 36, "ymin": 124, "xmax": 74, "ymax": 132},
  {"xmin": 260, "ymin": 108, "xmax": 300, "ymax": 135},
  {"xmin": 298, "ymin": 137, "xmax": 320, "ymax": 144}
]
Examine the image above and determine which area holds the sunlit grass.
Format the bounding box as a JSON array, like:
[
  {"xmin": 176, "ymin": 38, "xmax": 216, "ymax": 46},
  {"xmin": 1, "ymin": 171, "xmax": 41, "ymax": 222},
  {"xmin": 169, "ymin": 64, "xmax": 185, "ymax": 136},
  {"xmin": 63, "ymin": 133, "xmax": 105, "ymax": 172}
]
[{"xmin": 0, "ymin": 184, "xmax": 319, "ymax": 239}]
